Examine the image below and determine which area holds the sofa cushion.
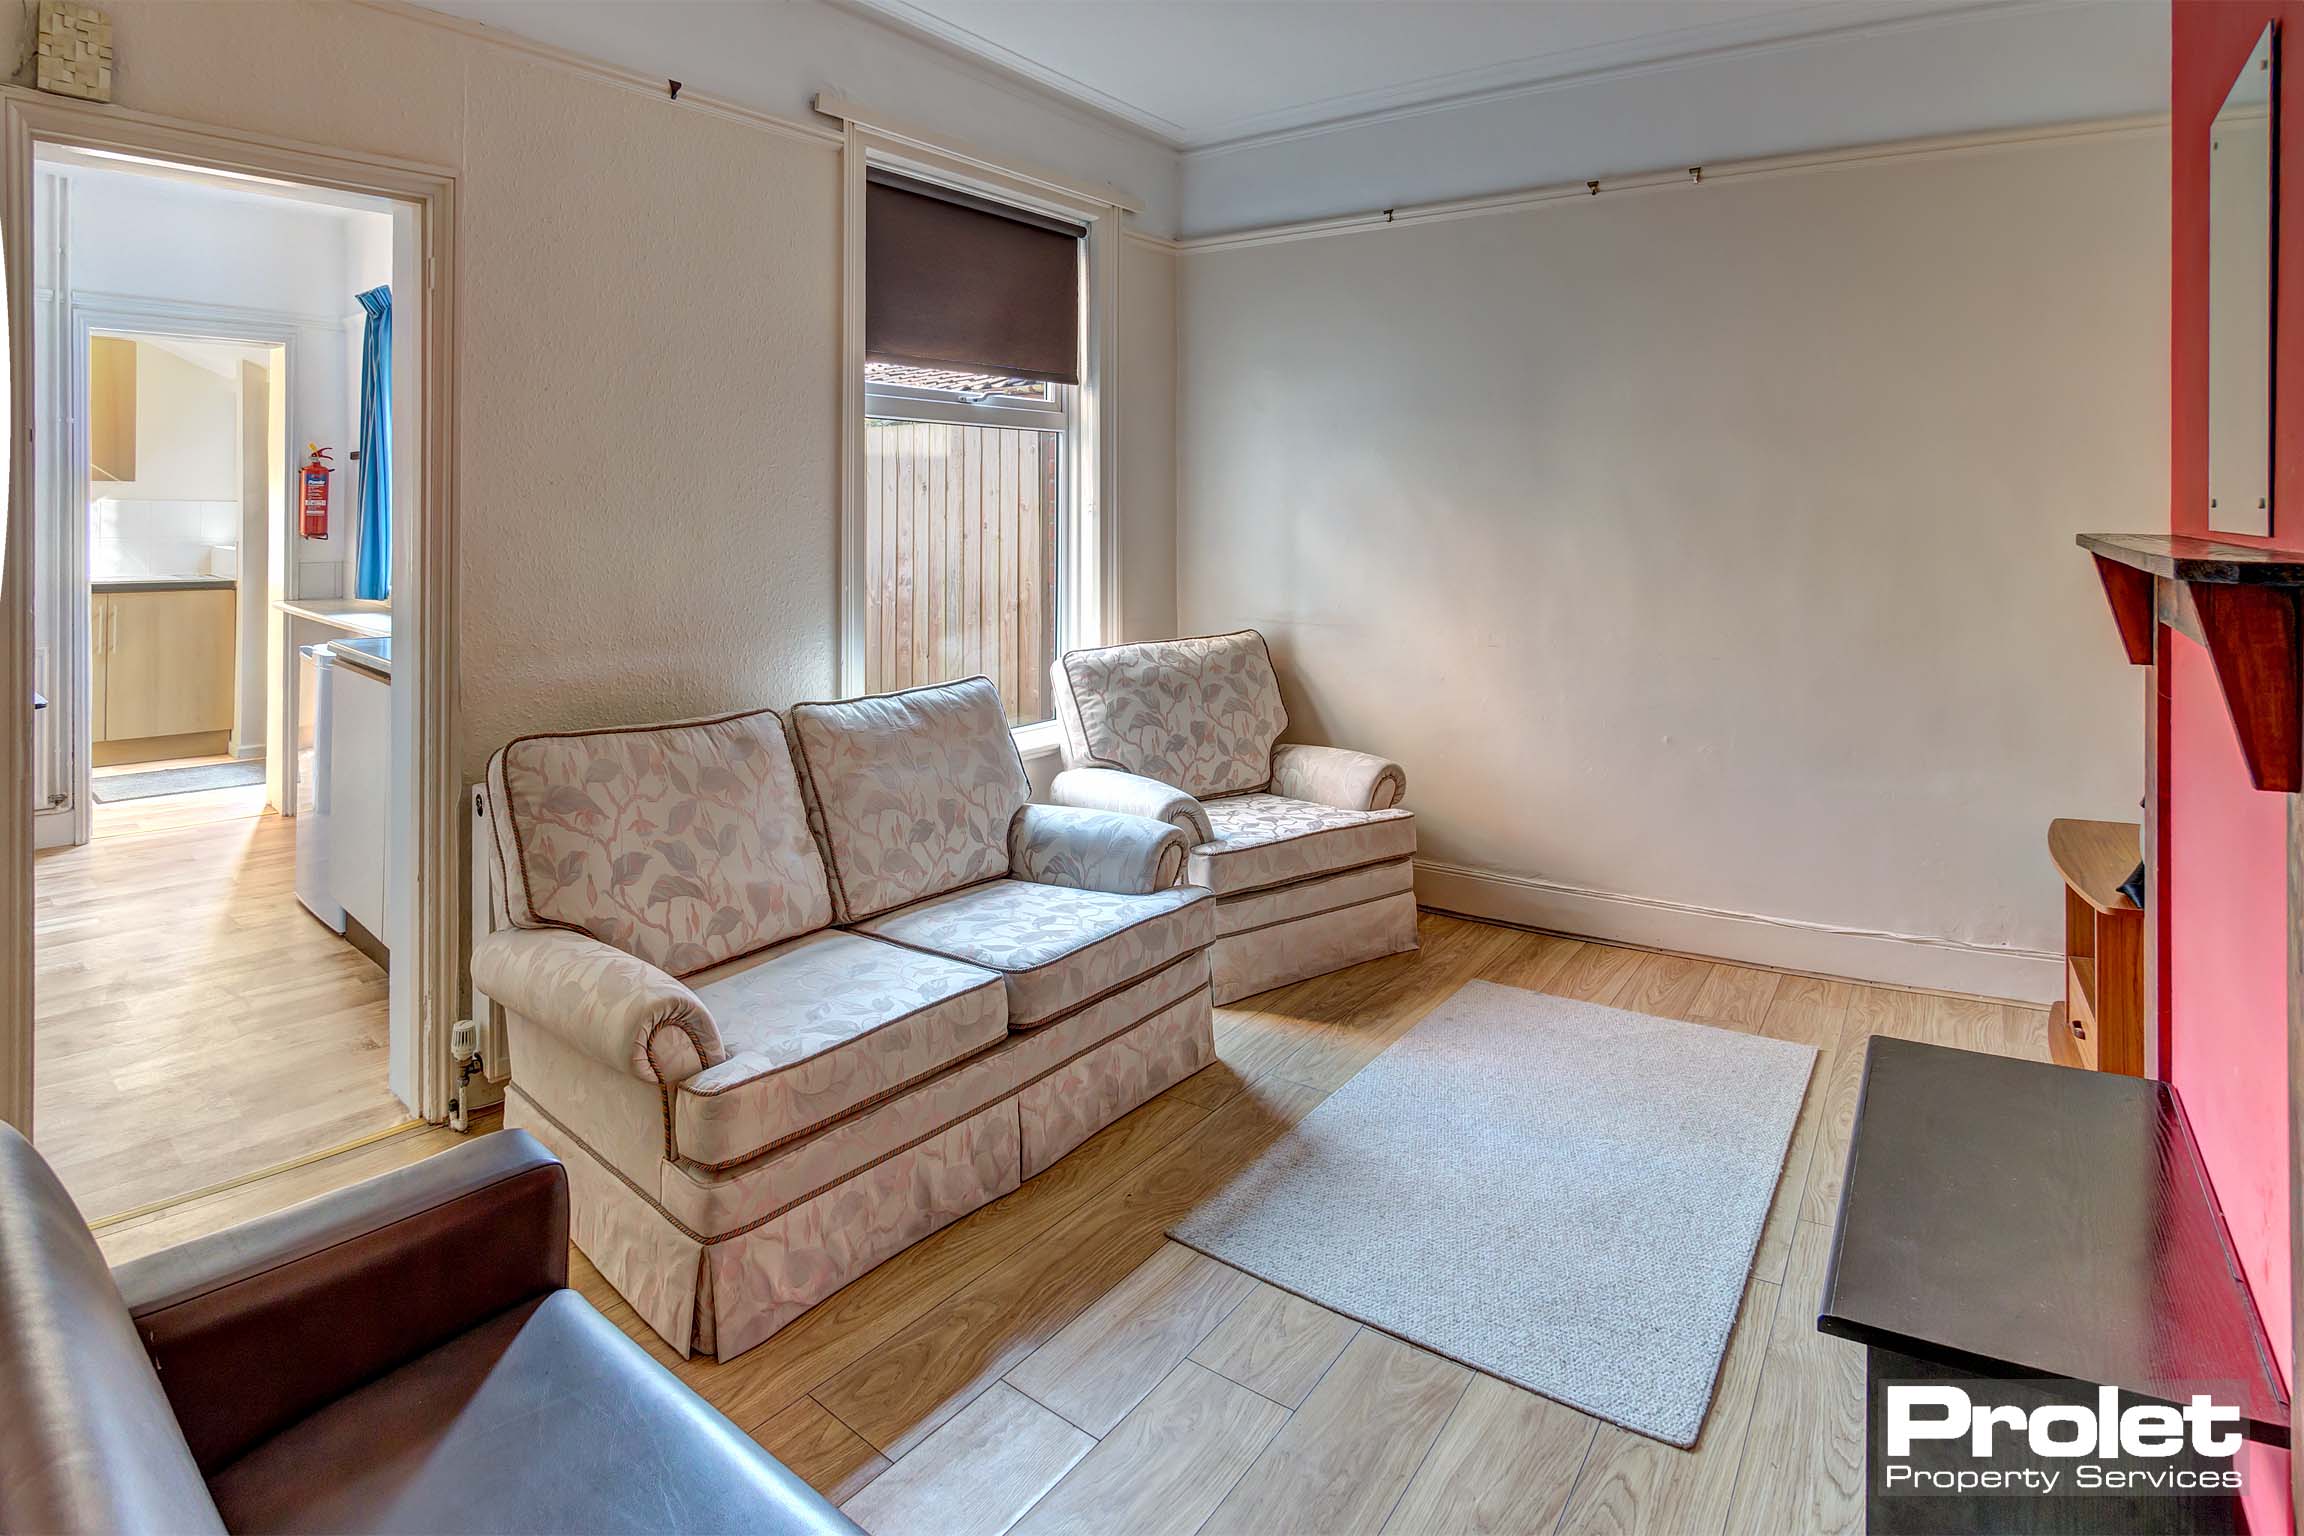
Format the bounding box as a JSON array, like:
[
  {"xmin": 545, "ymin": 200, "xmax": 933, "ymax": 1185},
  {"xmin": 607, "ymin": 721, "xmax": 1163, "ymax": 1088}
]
[
  {"xmin": 1190, "ymin": 793, "xmax": 1417, "ymax": 897},
  {"xmin": 487, "ymin": 710, "xmax": 833, "ymax": 978},
  {"xmin": 1052, "ymin": 630, "xmax": 1287, "ymax": 800},
  {"xmin": 660, "ymin": 952, "xmax": 1210, "ymax": 1237},
  {"xmin": 674, "ymin": 930, "xmax": 1006, "ymax": 1168},
  {"xmin": 853, "ymin": 879, "xmax": 1213, "ymax": 1028},
  {"xmin": 785, "ymin": 678, "xmax": 1031, "ymax": 924},
  {"xmin": 208, "ymin": 1291, "xmax": 860, "ymax": 1536}
]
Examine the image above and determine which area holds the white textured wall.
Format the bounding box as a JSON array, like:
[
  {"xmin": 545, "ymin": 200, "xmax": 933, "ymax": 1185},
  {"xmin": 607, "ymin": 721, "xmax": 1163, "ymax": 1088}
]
[
  {"xmin": 453, "ymin": 35, "xmax": 842, "ymax": 758},
  {"xmin": 47, "ymin": 1, "xmax": 1179, "ymax": 780},
  {"xmin": 1119, "ymin": 236, "xmax": 1179, "ymax": 643},
  {"xmin": 1177, "ymin": 128, "xmax": 2169, "ymax": 997},
  {"xmin": 421, "ymin": 0, "xmax": 1182, "ymax": 235}
]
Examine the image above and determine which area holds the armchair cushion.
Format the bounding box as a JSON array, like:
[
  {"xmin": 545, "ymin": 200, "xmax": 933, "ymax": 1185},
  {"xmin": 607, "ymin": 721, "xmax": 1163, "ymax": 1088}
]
[
  {"xmin": 1008, "ymin": 803, "xmax": 1190, "ymax": 893},
  {"xmin": 207, "ymin": 1290, "xmax": 859, "ymax": 1536},
  {"xmin": 486, "ymin": 709, "xmax": 833, "ymax": 977},
  {"xmin": 0, "ymin": 1124, "xmax": 224, "ymax": 1536},
  {"xmin": 674, "ymin": 930, "xmax": 1006, "ymax": 1168},
  {"xmin": 473, "ymin": 928, "xmax": 726, "ymax": 1085},
  {"xmin": 1052, "ymin": 630, "xmax": 1287, "ymax": 800},
  {"xmin": 1191, "ymin": 793, "xmax": 1417, "ymax": 897},
  {"xmin": 115, "ymin": 1130, "xmax": 568, "ymax": 1476},
  {"xmin": 1269, "ymin": 743, "xmax": 1406, "ymax": 812},
  {"xmin": 786, "ymin": 678, "xmax": 1032, "ymax": 924},
  {"xmin": 1048, "ymin": 767, "xmax": 1212, "ymax": 844},
  {"xmin": 853, "ymin": 880, "xmax": 1212, "ymax": 1028}
]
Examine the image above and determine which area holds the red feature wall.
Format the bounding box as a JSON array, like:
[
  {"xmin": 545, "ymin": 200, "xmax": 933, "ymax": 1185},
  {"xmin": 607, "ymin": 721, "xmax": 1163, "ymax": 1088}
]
[{"xmin": 2172, "ymin": 3, "xmax": 2294, "ymax": 1527}]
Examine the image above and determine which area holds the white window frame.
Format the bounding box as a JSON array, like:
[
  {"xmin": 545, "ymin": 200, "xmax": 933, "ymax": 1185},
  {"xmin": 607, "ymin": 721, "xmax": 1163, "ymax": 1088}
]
[
  {"xmin": 863, "ymin": 373, "xmax": 1066, "ymax": 431},
  {"xmin": 829, "ymin": 100, "xmax": 1127, "ymax": 754}
]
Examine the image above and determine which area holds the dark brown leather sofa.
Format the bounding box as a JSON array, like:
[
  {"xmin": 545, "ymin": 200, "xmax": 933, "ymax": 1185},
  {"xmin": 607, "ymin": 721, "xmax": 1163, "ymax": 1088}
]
[{"xmin": 0, "ymin": 1123, "xmax": 863, "ymax": 1535}]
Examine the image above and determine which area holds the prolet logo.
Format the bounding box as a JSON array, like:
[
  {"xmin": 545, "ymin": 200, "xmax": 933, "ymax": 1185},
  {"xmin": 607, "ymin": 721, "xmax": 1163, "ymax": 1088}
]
[{"xmin": 1887, "ymin": 1385, "xmax": 2244, "ymax": 1462}]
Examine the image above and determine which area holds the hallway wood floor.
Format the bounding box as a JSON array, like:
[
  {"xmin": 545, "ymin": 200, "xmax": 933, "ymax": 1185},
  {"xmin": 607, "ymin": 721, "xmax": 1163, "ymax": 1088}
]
[
  {"xmin": 90, "ymin": 911, "xmax": 2050, "ymax": 1534},
  {"xmin": 34, "ymin": 796, "xmax": 408, "ymax": 1222}
]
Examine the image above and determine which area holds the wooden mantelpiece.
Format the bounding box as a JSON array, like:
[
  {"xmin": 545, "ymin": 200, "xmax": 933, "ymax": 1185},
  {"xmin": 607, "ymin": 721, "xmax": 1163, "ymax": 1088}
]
[{"xmin": 2080, "ymin": 533, "xmax": 2304, "ymax": 792}]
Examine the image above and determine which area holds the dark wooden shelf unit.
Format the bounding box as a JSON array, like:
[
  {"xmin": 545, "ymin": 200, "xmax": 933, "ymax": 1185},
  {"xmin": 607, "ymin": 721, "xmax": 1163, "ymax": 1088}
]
[
  {"xmin": 2080, "ymin": 533, "xmax": 2304, "ymax": 792},
  {"xmin": 2048, "ymin": 817, "xmax": 2144, "ymax": 1075}
]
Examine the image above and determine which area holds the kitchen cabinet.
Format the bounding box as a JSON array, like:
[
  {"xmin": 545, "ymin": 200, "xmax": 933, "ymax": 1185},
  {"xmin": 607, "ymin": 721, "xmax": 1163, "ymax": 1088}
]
[
  {"xmin": 91, "ymin": 586, "xmax": 235, "ymax": 760},
  {"xmin": 88, "ymin": 335, "xmax": 135, "ymax": 483}
]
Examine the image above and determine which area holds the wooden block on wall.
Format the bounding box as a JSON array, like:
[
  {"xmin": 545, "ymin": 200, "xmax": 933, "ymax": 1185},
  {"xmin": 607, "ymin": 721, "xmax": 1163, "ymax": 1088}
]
[{"xmin": 34, "ymin": 1, "xmax": 112, "ymax": 103}]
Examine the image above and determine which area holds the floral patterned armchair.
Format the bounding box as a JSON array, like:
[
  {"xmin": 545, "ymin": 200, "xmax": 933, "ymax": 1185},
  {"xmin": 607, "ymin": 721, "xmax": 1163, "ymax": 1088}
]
[
  {"xmin": 471, "ymin": 679, "xmax": 1214, "ymax": 1361},
  {"xmin": 1048, "ymin": 630, "xmax": 1417, "ymax": 1002}
]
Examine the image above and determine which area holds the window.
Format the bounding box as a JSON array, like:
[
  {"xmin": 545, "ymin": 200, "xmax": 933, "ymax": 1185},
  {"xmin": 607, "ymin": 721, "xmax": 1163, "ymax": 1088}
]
[
  {"xmin": 847, "ymin": 161, "xmax": 1109, "ymax": 731},
  {"xmin": 863, "ymin": 366, "xmax": 1066, "ymax": 725}
]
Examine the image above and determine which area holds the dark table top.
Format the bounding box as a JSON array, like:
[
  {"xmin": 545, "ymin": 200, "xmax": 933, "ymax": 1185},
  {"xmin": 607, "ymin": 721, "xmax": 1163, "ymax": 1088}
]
[{"xmin": 1817, "ymin": 1036, "xmax": 2289, "ymax": 1446}]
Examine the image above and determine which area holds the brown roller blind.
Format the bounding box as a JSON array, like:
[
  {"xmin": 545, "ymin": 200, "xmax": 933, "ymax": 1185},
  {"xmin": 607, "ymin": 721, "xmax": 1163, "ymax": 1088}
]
[{"xmin": 866, "ymin": 171, "xmax": 1083, "ymax": 386}]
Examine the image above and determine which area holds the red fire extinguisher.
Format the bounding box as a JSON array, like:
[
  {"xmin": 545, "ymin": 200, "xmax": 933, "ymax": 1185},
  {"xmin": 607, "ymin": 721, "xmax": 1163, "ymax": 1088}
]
[{"xmin": 298, "ymin": 445, "xmax": 334, "ymax": 539}]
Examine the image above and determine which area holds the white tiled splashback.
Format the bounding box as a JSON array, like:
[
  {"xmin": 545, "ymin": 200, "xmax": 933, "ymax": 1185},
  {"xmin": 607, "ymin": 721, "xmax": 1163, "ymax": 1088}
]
[{"xmin": 91, "ymin": 497, "xmax": 239, "ymax": 580}]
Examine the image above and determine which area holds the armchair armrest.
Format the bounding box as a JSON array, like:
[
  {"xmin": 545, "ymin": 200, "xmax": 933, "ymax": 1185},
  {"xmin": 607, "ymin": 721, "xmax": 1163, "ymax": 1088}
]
[
  {"xmin": 472, "ymin": 927, "xmax": 725, "ymax": 1085},
  {"xmin": 113, "ymin": 1130, "xmax": 569, "ymax": 1474},
  {"xmin": 1010, "ymin": 803, "xmax": 1190, "ymax": 893},
  {"xmin": 1049, "ymin": 766, "xmax": 1212, "ymax": 843},
  {"xmin": 1269, "ymin": 742, "xmax": 1407, "ymax": 811}
]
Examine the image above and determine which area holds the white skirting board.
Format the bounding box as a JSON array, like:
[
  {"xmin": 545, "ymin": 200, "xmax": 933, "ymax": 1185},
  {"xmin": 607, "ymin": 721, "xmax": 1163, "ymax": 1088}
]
[{"xmin": 1414, "ymin": 861, "xmax": 2061, "ymax": 1005}]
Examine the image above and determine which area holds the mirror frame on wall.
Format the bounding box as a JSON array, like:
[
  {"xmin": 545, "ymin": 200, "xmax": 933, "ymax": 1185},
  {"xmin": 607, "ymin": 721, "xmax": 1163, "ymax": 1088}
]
[{"xmin": 2209, "ymin": 21, "xmax": 2278, "ymax": 538}]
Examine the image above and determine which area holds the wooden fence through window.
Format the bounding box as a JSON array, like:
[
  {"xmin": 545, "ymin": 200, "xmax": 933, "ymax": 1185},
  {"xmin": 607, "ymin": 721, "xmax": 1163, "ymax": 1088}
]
[{"xmin": 862, "ymin": 418, "xmax": 1061, "ymax": 725}]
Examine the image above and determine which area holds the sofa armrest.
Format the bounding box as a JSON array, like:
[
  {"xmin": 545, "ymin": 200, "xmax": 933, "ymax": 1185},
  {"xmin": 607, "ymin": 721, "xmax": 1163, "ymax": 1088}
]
[
  {"xmin": 113, "ymin": 1130, "xmax": 569, "ymax": 1475},
  {"xmin": 1269, "ymin": 742, "xmax": 1407, "ymax": 811},
  {"xmin": 1049, "ymin": 767, "xmax": 1213, "ymax": 844},
  {"xmin": 1010, "ymin": 803, "xmax": 1190, "ymax": 893},
  {"xmin": 472, "ymin": 927, "xmax": 724, "ymax": 1085}
]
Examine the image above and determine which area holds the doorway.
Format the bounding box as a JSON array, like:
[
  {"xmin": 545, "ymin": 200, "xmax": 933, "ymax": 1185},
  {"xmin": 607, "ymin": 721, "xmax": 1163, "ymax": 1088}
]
[
  {"xmin": 17, "ymin": 139, "xmax": 434, "ymax": 1226},
  {"xmin": 77, "ymin": 329, "xmax": 279, "ymax": 824}
]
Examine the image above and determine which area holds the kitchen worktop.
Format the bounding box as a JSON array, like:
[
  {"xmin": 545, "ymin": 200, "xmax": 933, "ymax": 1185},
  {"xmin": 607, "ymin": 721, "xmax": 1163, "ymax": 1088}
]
[
  {"xmin": 277, "ymin": 599, "xmax": 391, "ymax": 638},
  {"xmin": 94, "ymin": 576, "xmax": 236, "ymax": 593},
  {"xmin": 327, "ymin": 635, "xmax": 392, "ymax": 682}
]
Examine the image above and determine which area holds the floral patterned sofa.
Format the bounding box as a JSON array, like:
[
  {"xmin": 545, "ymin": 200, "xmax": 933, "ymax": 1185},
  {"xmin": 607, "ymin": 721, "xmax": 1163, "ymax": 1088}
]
[
  {"xmin": 470, "ymin": 677, "xmax": 1213, "ymax": 1360},
  {"xmin": 1048, "ymin": 630, "xmax": 1416, "ymax": 1003}
]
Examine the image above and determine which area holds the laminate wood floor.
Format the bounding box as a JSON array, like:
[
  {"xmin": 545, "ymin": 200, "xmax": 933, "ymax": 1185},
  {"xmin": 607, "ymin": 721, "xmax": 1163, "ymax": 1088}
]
[
  {"xmin": 94, "ymin": 912, "xmax": 2050, "ymax": 1535},
  {"xmin": 35, "ymin": 795, "xmax": 409, "ymax": 1222},
  {"xmin": 664, "ymin": 915, "xmax": 2045, "ymax": 1536}
]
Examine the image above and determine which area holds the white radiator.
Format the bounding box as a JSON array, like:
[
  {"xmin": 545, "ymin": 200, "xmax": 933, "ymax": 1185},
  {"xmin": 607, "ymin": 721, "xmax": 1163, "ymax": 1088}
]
[{"xmin": 467, "ymin": 782, "xmax": 513, "ymax": 1085}]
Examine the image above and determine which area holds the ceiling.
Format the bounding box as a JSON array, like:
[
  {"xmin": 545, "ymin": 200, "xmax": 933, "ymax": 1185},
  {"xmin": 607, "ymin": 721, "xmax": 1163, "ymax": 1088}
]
[{"xmin": 835, "ymin": 0, "xmax": 2045, "ymax": 151}]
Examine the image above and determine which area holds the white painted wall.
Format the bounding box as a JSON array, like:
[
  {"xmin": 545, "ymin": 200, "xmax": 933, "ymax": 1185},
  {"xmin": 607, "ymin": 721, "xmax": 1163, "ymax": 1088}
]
[
  {"xmin": 1178, "ymin": 2, "xmax": 2168, "ymax": 236},
  {"xmin": 101, "ymin": 341, "xmax": 237, "ymax": 501},
  {"xmin": 1119, "ymin": 236, "xmax": 1179, "ymax": 643},
  {"xmin": 66, "ymin": 167, "xmax": 374, "ymax": 316},
  {"xmin": 1177, "ymin": 127, "xmax": 2170, "ymax": 998}
]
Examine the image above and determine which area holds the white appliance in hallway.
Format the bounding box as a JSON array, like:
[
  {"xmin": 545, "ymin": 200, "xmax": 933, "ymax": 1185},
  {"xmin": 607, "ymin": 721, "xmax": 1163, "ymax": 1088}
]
[
  {"xmin": 294, "ymin": 635, "xmax": 393, "ymax": 951},
  {"xmin": 325, "ymin": 636, "xmax": 392, "ymax": 949},
  {"xmin": 293, "ymin": 641, "xmax": 342, "ymax": 931}
]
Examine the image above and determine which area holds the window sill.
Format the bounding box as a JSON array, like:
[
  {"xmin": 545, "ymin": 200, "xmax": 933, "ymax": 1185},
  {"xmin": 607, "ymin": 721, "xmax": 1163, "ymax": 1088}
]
[{"xmin": 1012, "ymin": 719, "xmax": 1065, "ymax": 761}]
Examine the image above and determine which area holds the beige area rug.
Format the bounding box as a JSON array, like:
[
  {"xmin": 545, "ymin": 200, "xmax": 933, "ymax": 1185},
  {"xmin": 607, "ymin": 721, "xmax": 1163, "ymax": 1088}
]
[{"xmin": 1170, "ymin": 980, "xmax": 1815, "ymax": 1446}]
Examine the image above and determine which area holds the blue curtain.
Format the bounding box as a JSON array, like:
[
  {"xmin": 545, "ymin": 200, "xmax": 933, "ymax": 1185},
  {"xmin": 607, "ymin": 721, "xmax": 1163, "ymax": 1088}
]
[{"xmin": 353, "ymin": 285, "xmax": 392, "ymax": 601}]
